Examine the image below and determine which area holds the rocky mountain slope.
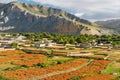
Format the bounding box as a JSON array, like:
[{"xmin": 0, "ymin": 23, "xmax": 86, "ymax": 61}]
[
  {"xmin": 96, "ymin": 19, "xmax": 120, "ymax": 33},
  {"xmin": 0, "ymin": 3, "xmax": 4, "ymax": 9},
  {"xmin": 0, "ymin": 2, "xmax": 118, "ymax": 35}
]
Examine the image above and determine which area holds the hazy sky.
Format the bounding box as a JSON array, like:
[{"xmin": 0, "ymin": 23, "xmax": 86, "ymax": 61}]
[{"xmin": 0, "ymin": 0, "xmax": 120, "ymax": 21}]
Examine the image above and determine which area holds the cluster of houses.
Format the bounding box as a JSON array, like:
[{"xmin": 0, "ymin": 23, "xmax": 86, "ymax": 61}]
[
  {"xmin": 0, "ymin": 34, "xmax": 28, "ymax": 51},
  {"xmin": 0, "ymin": 34, "xmax": 58, "ymax": 50},
  {"xmin": 0, "ymin": 33, "xmax": 114, "ymax": 51},
  {"xmin": 77, "ymin": 41, "xmax": 112, "ymax": 49},
  {"xmin": 34, "ymin": 41, "xmax": 56, "ymax": 48}
]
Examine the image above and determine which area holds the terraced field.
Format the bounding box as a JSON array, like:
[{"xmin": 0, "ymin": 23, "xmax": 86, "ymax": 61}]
[{"xmin": 0, "ymin": 49, "xmax": 118, "ymax": 80}]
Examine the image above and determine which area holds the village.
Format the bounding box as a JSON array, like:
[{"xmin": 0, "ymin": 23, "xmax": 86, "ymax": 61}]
[{"xmin": 0, "ymin": 33, "xmax": 115, "ymax": 60}]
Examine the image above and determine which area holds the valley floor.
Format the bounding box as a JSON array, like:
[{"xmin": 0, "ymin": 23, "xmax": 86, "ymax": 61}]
[{"xmin": 0, "ymin": 48, "xmax": 119, "ymax": 80}]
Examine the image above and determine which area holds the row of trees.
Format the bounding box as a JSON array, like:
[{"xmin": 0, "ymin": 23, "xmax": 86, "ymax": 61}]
[
  {"xmin": 1, "ymin": 32, "xmax": 120, "ymax": 45},
  {"xmin": 19, "ymin": 32, "xmax": 120, "ymax": 45}
]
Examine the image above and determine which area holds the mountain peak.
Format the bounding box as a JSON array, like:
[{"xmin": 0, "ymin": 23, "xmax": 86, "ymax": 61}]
[
  {"xmin": 5, "ymin": 2, "xmax": 91, "ymax": 25},
  {"xmin": 0, "ymin": 2, "xmax": 118, "ymax": 35}
]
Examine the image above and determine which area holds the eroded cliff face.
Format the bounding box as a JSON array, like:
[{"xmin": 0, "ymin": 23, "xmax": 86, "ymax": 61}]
[{"xmin": 0, "ymin": 2, "xmax": 118, "ymax": 35}]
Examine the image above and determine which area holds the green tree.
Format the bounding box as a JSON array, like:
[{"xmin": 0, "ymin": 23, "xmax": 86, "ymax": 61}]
[
  {"xmin": 69, "ymin": 37, "xmax": 75, "ymax": 44},
  {"xmin": 12, "ymin": 43, "xmax": 18, "ymax": 49}
]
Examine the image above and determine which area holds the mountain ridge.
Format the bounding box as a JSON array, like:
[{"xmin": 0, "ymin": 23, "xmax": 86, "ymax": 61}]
[
  {"xmin": 96, "ymin": 19, "xmax": 120, "ymax": 33},
  {"xmin": 0, "ymin": 2, "xmax": 118, "ymax": 35}
]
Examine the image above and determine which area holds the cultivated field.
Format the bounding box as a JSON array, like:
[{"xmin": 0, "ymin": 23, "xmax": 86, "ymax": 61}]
[{"xmin": 0, "ymin": 48, "xmax": 119, "ymax": 80}]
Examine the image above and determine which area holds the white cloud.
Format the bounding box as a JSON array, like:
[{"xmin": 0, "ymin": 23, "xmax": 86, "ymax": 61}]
[
  {"xmin": 0, "ymin": 0, "xmax": 120, "ymax": 21},
  {"xmin": 0, "ymin": 0, "xmax": 16, "ymax": 3},
  {"xmin": 32, "ymin": 0, "xmax": 120, "ymax": 21},
  {"xmin": 75, "ymin": 13, "xmax": 84, "ymax": 17}
]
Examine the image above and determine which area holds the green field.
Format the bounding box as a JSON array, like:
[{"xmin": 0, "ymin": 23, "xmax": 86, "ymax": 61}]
[{"xmin": 103, "ymin": 62, "xmax": 120, "ymax": 76}]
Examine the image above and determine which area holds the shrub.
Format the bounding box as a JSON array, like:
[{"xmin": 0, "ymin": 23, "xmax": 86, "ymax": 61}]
[
  {"xmin": 57, "ymin": 60, "xmax": 65, "ymax": 64},
  {"xmin": 4, "ymin": 66, "xmax": 21, "ymax": 71},
  {"xmin": 37, "ymin": 63, "xmax": 48, "ymax": 68},
  {"xmin": 48, "ymin": 52, "xmax": 55, "ymax": 58},
  {"xmin": 21, "ymin": 65, "xmax": 29, "ymax": 68},
  {"xmin": 69, "ymin": 76, "xmax": 84, "ymax": 80},
  {"xmin": 57, "ymin": 60, "xmax": 70, "ymax": 64}
]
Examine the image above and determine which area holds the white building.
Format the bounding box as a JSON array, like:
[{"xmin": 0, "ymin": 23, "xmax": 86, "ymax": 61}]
[
  {"xmin": 34, "ymin": 43, "xmax": 46, "ymax": 47},
  {"xmin": 47, "ymin": 42, "xmax": 56, "ymax": 46}
]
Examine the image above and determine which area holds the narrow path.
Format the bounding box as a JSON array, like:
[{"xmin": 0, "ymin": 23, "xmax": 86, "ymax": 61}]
[
  {"xmin": 104, "ymin": 54, "xmax": 110, "ymax": 60},
  {"xmin": 26, "ymin": 59, "xmax": 94, "ymax": 80}
]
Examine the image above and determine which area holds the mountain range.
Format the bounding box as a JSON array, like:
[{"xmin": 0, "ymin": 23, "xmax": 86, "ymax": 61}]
[
  {"xmin": 96, "ymin": 19, "xmax": 120, "ymax": 33},
  {"xmin": 0, "ymin": 2, "xmax": 118, "ymax": 35}
]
